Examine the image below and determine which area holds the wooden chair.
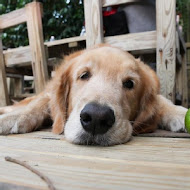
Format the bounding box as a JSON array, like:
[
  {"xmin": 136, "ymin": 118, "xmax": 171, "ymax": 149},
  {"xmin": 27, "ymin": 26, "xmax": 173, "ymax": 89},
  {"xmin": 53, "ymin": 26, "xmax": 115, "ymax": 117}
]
[
  {"xmin": 1, "ymin": 0, "xmax": 188, "ymax": 108},
  {"xmin": 0, "ymin": 1, "xmax": 48, "ymax": 106},
  {"xmin": 84, "ymin": 0, "xmax": 188, "ymax": 107}
]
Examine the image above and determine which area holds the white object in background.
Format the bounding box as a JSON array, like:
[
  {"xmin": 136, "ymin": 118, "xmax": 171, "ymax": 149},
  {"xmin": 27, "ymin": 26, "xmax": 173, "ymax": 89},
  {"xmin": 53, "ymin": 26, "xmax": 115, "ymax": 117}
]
[
  {"xmin": 179, "ymin": 25, "xmax": 183, "ymax": 33},
  {"xmin": 80, "ymin": 26, "xmax": 86, "ymax": 36},
  {"xmin": 176, "ymin": 15, "xmax": 180, "ymax": 24},
  {"xmin": 50, "ymin": 36, "xmax": 55, "ymax": 41}
]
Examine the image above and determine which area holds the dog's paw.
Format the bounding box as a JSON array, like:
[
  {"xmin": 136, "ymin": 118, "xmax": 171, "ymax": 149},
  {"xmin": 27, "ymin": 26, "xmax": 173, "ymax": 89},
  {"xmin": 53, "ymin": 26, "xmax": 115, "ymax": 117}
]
[
  {"xmin": 165, "ymin": 115, "xmax": 186, "ymax": 132},
  {"xmin": 0, "ymin": 112, "xmax": 39, "ymax": 135},
  {"xmin": 0, "ymin": 114, "xmax": 18, "ymax": 135},
  {"xmin": 160, "ymin": 106, "xmax": 187, "ymax": 133}
]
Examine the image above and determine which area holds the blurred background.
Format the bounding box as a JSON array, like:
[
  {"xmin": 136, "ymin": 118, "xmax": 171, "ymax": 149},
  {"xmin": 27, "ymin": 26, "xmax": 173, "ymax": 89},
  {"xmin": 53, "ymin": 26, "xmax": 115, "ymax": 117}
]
[{"xmin": 0, "ymin": 0, "xmax": 190, "ymax": 106}]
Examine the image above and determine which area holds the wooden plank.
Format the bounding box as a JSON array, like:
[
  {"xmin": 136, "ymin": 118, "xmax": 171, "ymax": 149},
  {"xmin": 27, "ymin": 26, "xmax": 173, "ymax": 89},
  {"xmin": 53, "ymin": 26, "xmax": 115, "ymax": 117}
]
[
  {"xmin": 45, "ymin": 36, "xmax": 86, "ymax": 47},
  {"xmin": 139, "ymin": 129, "xmax": 190, "ymax": 138},
  {"xmin": 6, "ymin": 74, "xmax": 23, "ymax": 78},
  {"xmin": 84, "ymin": 0, "xmax": 104, "ymax": 47},
  {"xmin": 5, "ymin": 67, "xmax": 33, "ymax": 76},
  {"xmin": 0, "ymin": 132, "xmax": 190, "ymax": 190},
  {"xmin": 9, "ymin": 78, "xmax": 15, "ymax": 97},
  {"xmin": 0, "ymin": 8, "xmax": 27, "ymax": 30},
  {"xmin": 0, "ymin": 33, "xmax": 9, "ymax": 106},
  {"xmin": 186, "ymin": 42, "xmax": 190, "ymax": 49},
  {"xmin": 4, "ymin": 46, "xmax": 31, "ymax": 67},
  {"xmin": 8, "ymin": 76, "xmax": 24, "ymax": 99},
  {"xmin": 13, "ymin": 77, "xmax": 24, "ymax": 97},
  {"xmin": 104, "ymin": 31, "xmax": 156, "ymax": 51},
  {"xmin": 24, "ymin": 76, "xmax": 34, "ymax": 81},
  {"xmin": 26, "ymin": 2, "xmax": 49, "ymax": 93},
  {"xmin": 3, "ymin": 46, "xmax": 60, "ymax": 67},
  {"xmin": 0, "ymin": 182, "xmax": 38, "ymax": 190},
  {"xmin": 156, "ymin": 0, "xmax": 176, "ymax": 102},
  {"xmin": 5, "ymin": 54, "xmax": 61, "ymax": 68},
  {"xmin": 3, "ymin": 36, "xmax": 84, "ymax": 67},
  {"xmin": 102, "ymin": 0, "xmax": 140, "ymax": 7},
  {"xmin": 181, "ymin": 54, "xmax": 188, "ymax": 107}
]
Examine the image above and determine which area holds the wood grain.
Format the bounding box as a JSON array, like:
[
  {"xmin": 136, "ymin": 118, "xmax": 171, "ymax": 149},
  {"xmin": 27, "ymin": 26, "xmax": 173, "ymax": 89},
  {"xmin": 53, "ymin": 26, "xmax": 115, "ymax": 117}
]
[
  {"xmin": 13, "ymin": 77, "xmax": 24, "ymax": 97},
  {"xmin": 156, "ymin": 0, "xmax": 176, "ymax": 102},
  {"xmin": 5, "ymin": 156, "xmax": 56, "ymax": 190},
  {"xmin": 84, "ymin": 0, "xmax": 104, "ymax": 47},
  {"xmin": 45, "ymin": 36, "xmax": 86, "ymax": 47},
  {"xmin": 4, "ymin": 47, "xmax": 61, "ymax": 68},
  {"xmin": 0, "ymin": 8, "xmax": 27, "ymax": 30},
  {"xmin": 0, "ymin": 131, "xmax": 190, "ymax": 190},
  {"xmin": 0, "ymin": 182, "xmax": 39, "ymax": 190},
  {"xmin": 104, "ymin": 31, "xmax": 156, "ymax": 51},
  {"xmin": 4, "ymin": 46, "xmax": 31, "ymax": 67},
  {"xmin": 26, "ymin": 2, "xmax": 49, "ymax": 93},
  {"xmin": 3, "ymin": 35, "xmax": 85, "ymax": 67},
  {"xmin": 0, "ymin": 33, "xmax": 9, "ymax": 106}
]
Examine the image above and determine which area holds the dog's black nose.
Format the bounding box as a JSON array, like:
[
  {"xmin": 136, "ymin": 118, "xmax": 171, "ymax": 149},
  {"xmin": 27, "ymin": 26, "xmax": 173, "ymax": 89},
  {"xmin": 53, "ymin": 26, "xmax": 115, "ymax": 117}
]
[{"xmin": 80, "ymin": 103, "xmax": 115, "ymax": 135}]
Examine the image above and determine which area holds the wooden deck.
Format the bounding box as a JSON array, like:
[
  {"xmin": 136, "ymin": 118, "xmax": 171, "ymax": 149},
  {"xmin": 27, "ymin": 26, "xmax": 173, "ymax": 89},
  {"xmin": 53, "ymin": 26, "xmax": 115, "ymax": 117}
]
[{"xmin": 0, "ymin": 130, "xmax": 190, "ymax": 190}]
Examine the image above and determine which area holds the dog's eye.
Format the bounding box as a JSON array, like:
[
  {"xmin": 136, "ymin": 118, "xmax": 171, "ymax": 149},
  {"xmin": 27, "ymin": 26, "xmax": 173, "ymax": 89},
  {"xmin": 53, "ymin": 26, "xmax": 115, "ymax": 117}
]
[
  {"xmin": 80, "ymin": 71, "xmax": 91, "ymax": 80},
  {"xmin": 123, "ymin": 80, "xmax": 134, "ymax": 89}
]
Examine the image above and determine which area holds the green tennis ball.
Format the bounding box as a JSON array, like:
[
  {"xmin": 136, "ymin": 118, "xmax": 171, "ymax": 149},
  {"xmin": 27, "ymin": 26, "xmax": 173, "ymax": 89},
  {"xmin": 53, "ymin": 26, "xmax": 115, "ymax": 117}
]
[{"xmin": 185, "ymin": 108, "xmax": 190, "ymax": 133}]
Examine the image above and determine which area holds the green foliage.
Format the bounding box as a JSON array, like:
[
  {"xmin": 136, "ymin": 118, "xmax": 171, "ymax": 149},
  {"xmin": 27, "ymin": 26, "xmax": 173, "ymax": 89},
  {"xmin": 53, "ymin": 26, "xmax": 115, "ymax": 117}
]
[
  {"xmin": 0, "ymin": 0, "xmax": 84, "ymax": 48},
  {"xmin": 0, "ymin": 0, "xmax": 32, "ymax": 47},
  {"xmin": 2, "ymin": 0, "xmax": 188, "ymax": 48},
  {"xmin": 176, "ymin": 0, "xmax": 190, "ymax": 32}
]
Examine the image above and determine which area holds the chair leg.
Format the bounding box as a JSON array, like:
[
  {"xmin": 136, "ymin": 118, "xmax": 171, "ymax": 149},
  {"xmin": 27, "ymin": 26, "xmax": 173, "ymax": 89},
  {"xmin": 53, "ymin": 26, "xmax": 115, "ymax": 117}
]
[
  {"xmin": 0, "ymin": 33, "xmax": 9, "ymax": 106},
  {"xmin": 26, "ymin": 2, "xmax": 49, "ymax": 94}
]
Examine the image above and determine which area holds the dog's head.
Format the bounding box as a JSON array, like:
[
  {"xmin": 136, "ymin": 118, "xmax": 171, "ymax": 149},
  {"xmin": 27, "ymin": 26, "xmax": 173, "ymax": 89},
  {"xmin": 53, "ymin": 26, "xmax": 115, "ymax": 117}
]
[{"xmin": 50, "ymin": 45, "xmax": 160, "ymax": 146}]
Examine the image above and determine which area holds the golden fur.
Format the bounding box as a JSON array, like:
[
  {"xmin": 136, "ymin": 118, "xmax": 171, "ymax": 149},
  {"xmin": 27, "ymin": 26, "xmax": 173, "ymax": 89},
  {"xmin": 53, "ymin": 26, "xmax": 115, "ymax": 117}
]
[{"xmin": 0, "ymin": 45, "xmax": 187, "ymax": 146}]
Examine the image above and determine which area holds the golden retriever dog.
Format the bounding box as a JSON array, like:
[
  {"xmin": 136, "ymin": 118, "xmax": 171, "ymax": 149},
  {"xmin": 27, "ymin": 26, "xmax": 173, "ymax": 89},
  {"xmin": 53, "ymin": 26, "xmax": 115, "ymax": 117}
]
[{"xmin": 0, "ymin": 45, "xmax": 188, "ymax": 146}]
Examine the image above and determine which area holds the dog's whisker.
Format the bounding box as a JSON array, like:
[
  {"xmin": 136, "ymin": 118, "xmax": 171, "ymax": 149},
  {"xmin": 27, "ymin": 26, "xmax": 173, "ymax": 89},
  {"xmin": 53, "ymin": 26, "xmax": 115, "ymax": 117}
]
[{"xmin": 0, "ymin": 45, "xmax": 187, "ymax": 147}]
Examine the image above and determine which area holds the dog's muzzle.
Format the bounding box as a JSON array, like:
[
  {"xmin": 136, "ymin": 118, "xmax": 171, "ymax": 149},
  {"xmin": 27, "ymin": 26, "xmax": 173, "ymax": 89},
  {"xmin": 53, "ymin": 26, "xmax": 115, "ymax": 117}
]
[{"xmin": 80, "ymin": 103, "xmax": 115, "ymax": 135}]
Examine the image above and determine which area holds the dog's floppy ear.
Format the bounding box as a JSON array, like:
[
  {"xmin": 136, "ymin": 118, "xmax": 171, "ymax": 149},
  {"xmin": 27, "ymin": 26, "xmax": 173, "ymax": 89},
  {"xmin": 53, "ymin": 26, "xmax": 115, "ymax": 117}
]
[
  {"xmin": 50, "ymin": 50, "xmax": 83, "ymax": 134},
  {"xmin": 133, "ymin": 59, "xmax": 160, "ymax": 134}
]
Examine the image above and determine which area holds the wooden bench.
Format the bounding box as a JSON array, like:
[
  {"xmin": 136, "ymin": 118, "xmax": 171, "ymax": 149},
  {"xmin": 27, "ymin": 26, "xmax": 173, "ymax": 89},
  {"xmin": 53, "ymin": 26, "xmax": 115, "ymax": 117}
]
[
  {"xmin": 0, "ymin": 129, "xmax": 190, "ymax": 189},
  {"xmin": 3, "ymin": 36, "xmax": 86, "ymax": 68},
  {"xmin": 0, "ymin": 2, "xmax": 85, "ymax": 105},
  {"xmin": 1, "ymin": 36, "xmax": 85, "ymax": 101},
  {"xmin": 0, "ymin": 0, "xmax": 188, "ymax": 108},
  {"xmin": 0, "ymin": 2, "xmax": 48, "ymax": 106},
  {"xmin": 84, "ymin": 0, "xmax": 188, "ymax": 107}
]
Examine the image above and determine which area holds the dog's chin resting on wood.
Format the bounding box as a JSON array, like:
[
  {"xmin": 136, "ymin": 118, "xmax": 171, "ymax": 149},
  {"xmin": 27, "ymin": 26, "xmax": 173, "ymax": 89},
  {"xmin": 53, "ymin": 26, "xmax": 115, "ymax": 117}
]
[{"xmin": 0, "ymin": 45, "xmax": 188, "ymax": 146}]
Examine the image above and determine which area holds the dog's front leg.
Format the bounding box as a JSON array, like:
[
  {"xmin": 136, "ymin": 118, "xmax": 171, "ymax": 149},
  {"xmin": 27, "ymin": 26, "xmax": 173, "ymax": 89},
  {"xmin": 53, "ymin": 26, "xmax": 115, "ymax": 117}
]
[
  {"xmin": 157, "ymin": 95, "xmax": 188, "ymax": 132},
  {"xmin": 0, "ymin": 94, "xmax": 50, "ymax": 135}
]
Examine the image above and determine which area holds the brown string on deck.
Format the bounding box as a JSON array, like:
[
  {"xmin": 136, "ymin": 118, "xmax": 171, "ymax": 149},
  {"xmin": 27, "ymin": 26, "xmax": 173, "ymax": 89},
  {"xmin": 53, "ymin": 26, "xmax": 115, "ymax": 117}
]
[{"xmin": 5, "ymin": 156, "xmax": 56, "ymax": 190}]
